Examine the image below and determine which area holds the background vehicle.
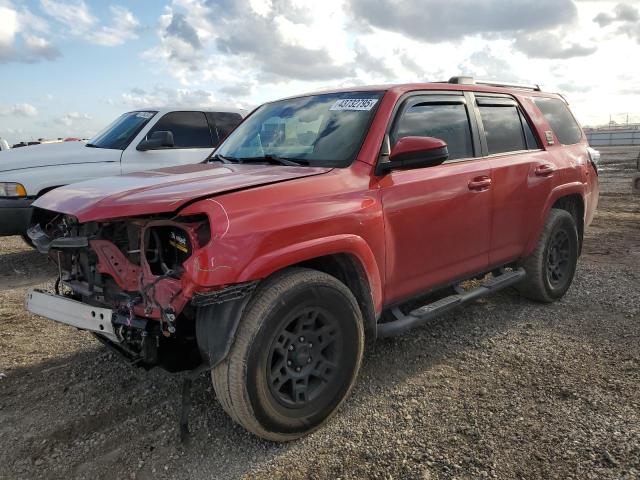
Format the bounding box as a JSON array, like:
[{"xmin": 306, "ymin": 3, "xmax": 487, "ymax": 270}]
[
  {"xmin": 634, "ymin": 152, "xmax": 640, "ymax": 194},
  {"xmin": 26, "ymin": 77, "xmax": 598, "ymax": 442},
  {"xmin": 0, "ymin": 107, "xmax": 245, "ymax": 239}
]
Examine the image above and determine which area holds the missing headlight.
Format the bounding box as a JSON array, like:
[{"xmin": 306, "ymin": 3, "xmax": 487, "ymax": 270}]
[{"xmin": 146, "ymin": 226, "xmax": 192, "ymax": 275}]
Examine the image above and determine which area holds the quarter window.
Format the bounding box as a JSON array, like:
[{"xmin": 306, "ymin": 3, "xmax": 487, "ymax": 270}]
[
  {"xmin": 147, "ymin": 112, "xmax": 213, "ymax": 148},
  {"xmin": 479, "ymin": 106, "xmax": 527, "ymax": 155},
  {"xmin": 394, "ymin": 103, "xmax": 474, "ymax": 160},
  {"xmin": 520, "ymin": 110, "xmax": 540, "ymax": 150},
  {"xmin": 533, "ymin": 97, "xmax": 582, "ymax": 145}
]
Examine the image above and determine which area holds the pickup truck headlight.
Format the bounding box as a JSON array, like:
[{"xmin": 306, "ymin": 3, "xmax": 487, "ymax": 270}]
[{"xmin": 0, "ymin": 182, "xmax": 27, "ymax": 197}]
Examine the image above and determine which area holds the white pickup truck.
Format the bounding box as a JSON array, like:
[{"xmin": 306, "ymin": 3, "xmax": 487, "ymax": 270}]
[{"xmin": 0, "ymin": 107, "xmax": 245, "ymax": 239}]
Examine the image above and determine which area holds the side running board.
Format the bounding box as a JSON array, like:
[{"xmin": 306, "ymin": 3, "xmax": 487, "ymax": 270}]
[{"xmin": 377, "ymin": 268, "xmax": 526, "ymax": 338}]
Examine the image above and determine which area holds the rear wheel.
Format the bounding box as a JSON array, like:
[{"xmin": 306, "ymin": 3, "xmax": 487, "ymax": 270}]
[
  {"xmin": 212, "ymin": 268, "xmax": 364, "ymax": 441},
  {"xmin": 517, "ymin": 209, "xmax": 579, "ymax": 303}
]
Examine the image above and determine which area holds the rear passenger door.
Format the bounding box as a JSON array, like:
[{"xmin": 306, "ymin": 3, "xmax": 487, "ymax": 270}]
[
  {"xmin": 122, "ymin": 111, "xmax": 216, "ymax": 173},
  {"xmin": 379, "ymin": 93, "xmax": 492, "ymax": 304},
  {"xmin": 472, "ymin": 94, "xmax": 556, "ymax": 266}
]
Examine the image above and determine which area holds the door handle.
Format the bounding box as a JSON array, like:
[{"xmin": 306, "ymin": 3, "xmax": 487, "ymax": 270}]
[
  {"xmin": 468, "ymin": 176, "xmax": 492, "ymax": 191},
  {"xmin": 534, "ymin": 164, "xmax": 556, "ymax": 177}
]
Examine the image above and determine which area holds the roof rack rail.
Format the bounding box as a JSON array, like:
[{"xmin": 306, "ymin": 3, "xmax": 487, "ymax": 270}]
[{"xmin": 447, "ymin": 76, "xmax": 541, "ymax": 91}]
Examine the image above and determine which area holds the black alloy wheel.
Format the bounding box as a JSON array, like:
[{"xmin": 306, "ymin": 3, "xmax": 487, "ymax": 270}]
[
  {"xmin": 546, "ymin": 228, "xmax": 571, "ymax": 288},
  {"xmin": 267, "ymin": 307, "xmax": 341, "ymax": 408},
  {"xmin": 210, "ymin": 268, "xmax": 365, "ymax": 441}
]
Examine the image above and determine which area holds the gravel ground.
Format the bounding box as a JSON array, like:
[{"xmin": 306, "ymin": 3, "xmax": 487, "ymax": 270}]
[{"xmin": 0, "ymin": 147, "xmax": 638, "ymax": 480}]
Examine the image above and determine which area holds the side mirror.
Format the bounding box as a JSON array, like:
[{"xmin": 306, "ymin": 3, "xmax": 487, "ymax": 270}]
[
  {"xmin": 378, "ymin": 136, "xmax": 449, "ymax": 173},
  {"xmin": 137, "ymin": 131, "xmax": 175, "ymax": 151}
]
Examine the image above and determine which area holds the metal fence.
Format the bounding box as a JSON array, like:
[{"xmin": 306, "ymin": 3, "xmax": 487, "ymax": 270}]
[{"xmin": 585, "ymin": 126, "xmax": 640, "ymax": 146}]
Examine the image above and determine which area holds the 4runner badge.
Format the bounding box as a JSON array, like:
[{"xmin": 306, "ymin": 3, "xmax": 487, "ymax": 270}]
[{"xmin": 545, "ymin": 131, "xmax": 555, "ymax": 145}]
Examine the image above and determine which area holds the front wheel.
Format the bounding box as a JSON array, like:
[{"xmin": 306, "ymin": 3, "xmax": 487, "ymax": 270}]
[
  {"xmin": 517, "ymin": 209, "xmax": 579, "ymax": 303},
  {"xmin": 211, "ymin": 268, "xmax": 365, "ymax": 441}
]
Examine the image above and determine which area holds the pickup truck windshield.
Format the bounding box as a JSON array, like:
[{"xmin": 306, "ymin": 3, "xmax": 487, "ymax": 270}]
[
  {"xmin": 88, "ymin": 111, "xmax": 157, "ymax": 150},
  {"xmin": 215, "ymin": 91, "xmax": 384, "ymax": 167}
]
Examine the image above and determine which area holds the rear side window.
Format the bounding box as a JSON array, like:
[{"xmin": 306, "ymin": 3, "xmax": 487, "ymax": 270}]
[
  {"xmin": 533, "ymin": 97, "xmax": 582, "ymax": 145},
  {"xmin": 207, "ymin": 112, "xmax": 243, "ymax": 145},
  {"xmin": 394, "ymin": 103, "xmax": 474, "ymax": 160},
  {"xmin": 147, "ymin": 111, "xmax": 213, "ymax": 148},
  {"xmin": 479, "ymin": 105, "xmax": 527, "ymax": 154}
]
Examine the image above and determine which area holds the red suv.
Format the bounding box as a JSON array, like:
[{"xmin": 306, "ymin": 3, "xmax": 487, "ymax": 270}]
[{"xmin": 26, "ymin": 77, "xmax": 599, "ymax": 441}]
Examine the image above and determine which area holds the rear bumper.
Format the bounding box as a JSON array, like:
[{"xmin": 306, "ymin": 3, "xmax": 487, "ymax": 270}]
[
  {"xmin": 26, "ymin": 290, "xmax": 119, "ymax": 343},
  {"xmin": 0, "ymin": 197, "xmax": 34, "ymax": 236}
]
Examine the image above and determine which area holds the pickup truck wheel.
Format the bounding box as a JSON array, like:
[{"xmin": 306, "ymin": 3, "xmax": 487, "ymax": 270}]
[
  {"xmin": 20, "ymin": 233, "xmax": 35, "ymax": 249},
  {"xmin": 517, "ymin": 209, "xmax": 579, "ymax": 303},
  {"xmin": 211, "ymin": 268, "xmax": 364, "ymax": 441}
]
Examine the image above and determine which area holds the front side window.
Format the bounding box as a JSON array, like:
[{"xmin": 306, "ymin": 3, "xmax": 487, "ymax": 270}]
[
  {"xmin": 88, "ymin": 111, "xmax": 156, "ymax": 150},
  {"xmin": 207, "ymin": 112, "xmax": 243, "ymax": 145},
  {"xmin": 479, "ymin": 106, "xmax": 527, "ymax": 154},
  {"xmin": 215, "ymin": 91, "xmax": 384, "ymax": 166},
  {"xmin": 147, "ymin": 112, "xmax": 213, "ymax": 148},
  {"xmin": 393, "ymin": 102, "xmax": 474, "ymax": 160},
  {"xmin": 533, "ymin": 97, "xmax": 582, "ymax": 145}
]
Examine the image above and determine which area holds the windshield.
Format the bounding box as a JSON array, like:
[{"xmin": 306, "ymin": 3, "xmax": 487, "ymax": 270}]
[
  {"xmin": 215, "ymin": 91, "xmax": 384, "ymax": 166},
  {"xmin": 88, "ymin": 111, "xmax": 157, "ymax": 150}
]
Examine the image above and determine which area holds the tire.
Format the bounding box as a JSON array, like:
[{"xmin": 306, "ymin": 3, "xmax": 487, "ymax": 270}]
[
  {"xmin": 20, "ymin": 233, "xmax": 35, "ymax": 249},
  {"xmin": 517, "ymin": 209, "xmax": 579, "ymax": 303},
  {"xmin": 211, "ymin": 268, "xmax": 365, "ymax": 441}
]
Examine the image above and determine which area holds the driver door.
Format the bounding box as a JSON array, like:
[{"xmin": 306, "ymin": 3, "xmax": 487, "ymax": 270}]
[
  {"xmin": 121, "ymin": 111, "xmax": 216, "ymax": 174},
  {"xmin": 379, "ymin": 93, "xmax": 492, "ymax": 304}
]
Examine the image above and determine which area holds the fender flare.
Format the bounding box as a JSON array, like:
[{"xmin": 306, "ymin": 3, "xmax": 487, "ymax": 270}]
[
  {"xmin": 240, "ymin": 234, "xmax": 383, "ymax": 315},
  {"xmin": 196, "ymin": 235, "xmax": 383, "ymax": 368},
  {"xmin": 524, "ymin": 182, "xmax": 586, "ymax": 255}
]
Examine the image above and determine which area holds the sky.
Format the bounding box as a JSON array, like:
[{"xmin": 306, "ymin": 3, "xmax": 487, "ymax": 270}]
[{"xmin": 1, "ymin": 0, "xmax": 640, "ymax": 144}]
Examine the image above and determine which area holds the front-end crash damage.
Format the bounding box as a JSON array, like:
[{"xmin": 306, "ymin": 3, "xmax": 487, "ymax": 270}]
[{"xmin": 27, "ymin": 208, "xmax": 251, "ymax": 372}]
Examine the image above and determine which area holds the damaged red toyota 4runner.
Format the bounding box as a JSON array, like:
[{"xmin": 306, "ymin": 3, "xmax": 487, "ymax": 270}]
[{"xmin": 26, "ymin": 77, "xmax": 599, "ymax": 441}]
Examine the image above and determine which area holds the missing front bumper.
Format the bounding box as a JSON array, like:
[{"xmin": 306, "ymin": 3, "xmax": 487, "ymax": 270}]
[{"xmin": 26, "ymin": 290, "xmax": 119, "ymax": 343}]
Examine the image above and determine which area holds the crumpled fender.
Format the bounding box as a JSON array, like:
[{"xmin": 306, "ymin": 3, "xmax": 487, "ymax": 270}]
[{"xmin": 239, "ymin": 234, "xmax": 383, "ymax": 315}]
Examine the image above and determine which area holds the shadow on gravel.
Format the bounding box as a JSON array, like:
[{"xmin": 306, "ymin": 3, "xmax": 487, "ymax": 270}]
[
  {"xmin": 0, "ymin": 248, "xmax": 57, "ymax": 289},
  {"xmin": 0, "ymin": 287, "xmax": 535, "ymax": 479},
  {"xmin": 3, "ymin": 262, "xmax": 637, "ymax": 480}
]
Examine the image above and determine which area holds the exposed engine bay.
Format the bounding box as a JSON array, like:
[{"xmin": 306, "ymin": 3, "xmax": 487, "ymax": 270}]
[{"xmin": 27, "ymin": 208, "xmax": 212, "ymax": 371}]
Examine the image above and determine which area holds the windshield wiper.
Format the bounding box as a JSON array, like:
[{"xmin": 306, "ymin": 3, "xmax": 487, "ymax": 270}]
[
  {"xmin": 209, "ymin": 153, "xmax": 235, "ymax": 164},
  {"xmin": 237, "ymin": 155, "xmax": 308, "ymax": 166},
  {"xmin": 85, "ymin": 143, "xmax": 97, "ymax": 148}
]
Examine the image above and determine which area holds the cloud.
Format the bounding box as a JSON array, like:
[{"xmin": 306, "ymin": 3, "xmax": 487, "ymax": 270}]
[
  {"xmin": 347, "ymin": 0, "xmax": 578, "ymax": 43},
  {"xmin": 166, "ymin": 12, "xmax": 201, "ymax": 49},
  {"xmin": 23, "ymin": 34, "xmax": 61, "ymax": 61},
  {"xmin": 40, "ymin": 0, "xmax": 140, "ymax": 46},
  {"xmin": 593, "ymin": 3, "xmax": 640, "ymax": 42},
  {"xmin": 89, "ymin": 6, "xmax": 141, "ymax": 46},
  {"xmin": 0, "ymin": 1, "xmax": 60, "ymax": 63},
  {"xmin": 458, "ymin": 48, "xmax": 521, "ymax": 82},
  {"xmin": 146, "ymin": 0, "xmax": 353, "ymax": 85},
  {"xmin": 40, "ymin": 0, "xmax": 96, "ymax": 35},
  {"xmin": 514, "ymin": 32, "xmax": 597, "ymax": 59},
  {"xmin": 57, "ymin": 112, "xmax": 91, "ymax": 126},
  {"xmin": 353, "ymin": 42, "xmax": 394, "ymax": 79},
  {"xmin": 118, "ymin": 85, "xmax": 245, "ymax": 109},
  {"xmin": 0, "ymin": 103, "xmax": 39, "ymax": 117}
]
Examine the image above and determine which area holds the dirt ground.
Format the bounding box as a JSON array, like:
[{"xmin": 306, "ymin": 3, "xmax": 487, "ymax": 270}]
[{"xmin": 1, "ymin": 147, "xmax": 638, "ymax": 480}]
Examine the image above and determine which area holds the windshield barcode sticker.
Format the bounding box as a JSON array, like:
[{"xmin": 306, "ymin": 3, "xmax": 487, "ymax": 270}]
[{"xmin": 330, "ymin": 99, "xmax": 378, "ymax": 111}]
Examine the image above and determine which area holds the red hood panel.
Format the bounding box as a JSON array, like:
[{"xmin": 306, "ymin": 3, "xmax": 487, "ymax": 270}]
[{"xmin": 34, "ymin": 163, "xmax": 331, "ymax": 222}]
